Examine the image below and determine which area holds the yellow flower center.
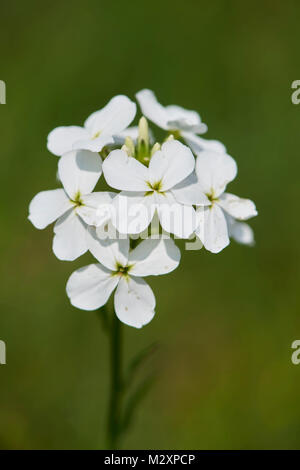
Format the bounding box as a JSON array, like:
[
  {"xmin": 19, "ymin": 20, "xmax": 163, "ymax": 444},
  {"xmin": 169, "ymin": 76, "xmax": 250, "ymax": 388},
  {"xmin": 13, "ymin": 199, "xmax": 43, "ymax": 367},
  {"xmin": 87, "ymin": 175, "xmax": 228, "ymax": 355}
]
[
  {"xmin": 70, "ymin": 191, "xmax": 84, "ymax": 207},
  {"xmin": 145, "ymin": 180, "xmax": 164, "ymax": 196},
  {"xmin": 112, "ymin": 263, "xmax": 133, "ymax": 278},
  {"xmin": 92, "ymin": 130, "xmax": 101, "ymax": 139}
]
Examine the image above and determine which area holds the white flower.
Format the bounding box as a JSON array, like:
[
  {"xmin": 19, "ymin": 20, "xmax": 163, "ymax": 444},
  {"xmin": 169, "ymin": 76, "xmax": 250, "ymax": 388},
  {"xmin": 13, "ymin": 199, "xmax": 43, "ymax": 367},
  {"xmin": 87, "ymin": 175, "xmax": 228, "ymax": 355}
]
[
  {"xmin": 194, "ymin": 151, "xmax": 257, "ymax": 253},
  {"xmin": 136, "ymin": 89, "xmax": 226, "ymax": 154},
  {"xmin": 47, "ymin": 95, "xmax": 136, "ymax": 156},
  {"xmin": 103, "ymin": 140, "xmax": 209, "ymax": 238},
  {"xmin": 66, "ymin": 234, "xmax": 181, "ymax": 328},
  {"xmin": 28, "ymin": 149, "xmax": 115, "ymax": 260}
]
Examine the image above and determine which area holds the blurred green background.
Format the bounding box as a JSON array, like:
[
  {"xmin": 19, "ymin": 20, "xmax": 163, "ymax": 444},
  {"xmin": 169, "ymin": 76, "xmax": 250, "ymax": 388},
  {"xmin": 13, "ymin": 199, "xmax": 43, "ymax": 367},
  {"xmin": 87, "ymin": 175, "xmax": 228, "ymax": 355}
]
[{"xmin": 1, "ymin": 0, "xmax": 300, "ymax": 449}]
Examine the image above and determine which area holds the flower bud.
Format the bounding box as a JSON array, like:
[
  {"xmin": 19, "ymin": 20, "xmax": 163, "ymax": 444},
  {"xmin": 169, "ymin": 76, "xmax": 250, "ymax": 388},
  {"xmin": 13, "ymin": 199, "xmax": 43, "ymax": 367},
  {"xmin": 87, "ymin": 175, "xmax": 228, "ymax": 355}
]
[
  {"xmin": 151, "ymin": 142, "xmax": 161, "ymax": 156},
  {"xmin": 124, "ymin": 136, "xmax": 135, "ymax": 157},
  {"xmin": 138, "ymin": 116, "xmax": 149, "ymax": 159}
]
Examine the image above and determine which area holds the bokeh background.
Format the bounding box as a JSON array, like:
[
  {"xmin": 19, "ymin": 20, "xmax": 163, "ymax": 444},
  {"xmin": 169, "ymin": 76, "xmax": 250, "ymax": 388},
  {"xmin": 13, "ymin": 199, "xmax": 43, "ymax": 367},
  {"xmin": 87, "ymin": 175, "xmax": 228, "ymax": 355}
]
[{"xmin": 1, "ymin": 0, "xmax": 300, "ymax": 449}]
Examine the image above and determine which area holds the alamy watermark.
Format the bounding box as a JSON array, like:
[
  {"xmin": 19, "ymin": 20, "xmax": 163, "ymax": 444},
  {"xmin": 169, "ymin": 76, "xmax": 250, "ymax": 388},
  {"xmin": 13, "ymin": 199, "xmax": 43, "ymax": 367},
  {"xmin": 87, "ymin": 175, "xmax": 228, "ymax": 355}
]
[
  {"xmin": 291, "ymin": 340, "xmax": 300, "ymax": 365},
  {"xmin": 92, "ymin": 200, "xmax": 204, "ymax": 250},
  {"xmin": 0, "ymin": 80, "xmax": 6, "ymax": 104},
  {"xmin": 291, "ymin": 80, "xmax": 300, "ymax": 104},
  {"xmin": 0, "ymin": 340, "xmax": 6, "ymax": 365}
]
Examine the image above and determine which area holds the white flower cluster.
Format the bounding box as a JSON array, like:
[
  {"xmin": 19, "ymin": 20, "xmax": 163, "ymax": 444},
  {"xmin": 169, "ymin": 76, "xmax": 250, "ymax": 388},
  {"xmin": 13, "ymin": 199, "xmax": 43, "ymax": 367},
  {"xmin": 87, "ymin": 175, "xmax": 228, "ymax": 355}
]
[{"xmin": 28, "ymin": 90, "xmax": 257, "ymax": 328}]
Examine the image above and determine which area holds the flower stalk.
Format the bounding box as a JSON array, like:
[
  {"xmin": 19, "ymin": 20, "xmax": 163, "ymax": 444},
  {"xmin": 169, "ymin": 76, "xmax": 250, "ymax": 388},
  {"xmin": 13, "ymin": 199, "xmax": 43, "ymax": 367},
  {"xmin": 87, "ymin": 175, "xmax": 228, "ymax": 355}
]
[{"xmin": 107, "ymin": 311, "xmax": 123, "ymax": 449}]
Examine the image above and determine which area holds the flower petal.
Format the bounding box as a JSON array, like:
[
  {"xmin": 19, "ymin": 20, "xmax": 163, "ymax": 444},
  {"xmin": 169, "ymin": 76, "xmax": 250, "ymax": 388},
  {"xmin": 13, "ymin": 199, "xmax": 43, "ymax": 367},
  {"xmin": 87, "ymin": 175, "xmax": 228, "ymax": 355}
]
[
  {"xmin": 72, "ymin": 134, "xmax": 114, "ymax": 152},
  {"xmin": 226, "ymin": 215, "xmax": 255, "ymax": 246},
  {"xmin": 113, "ymin": 126, "xmax": 139, "ymax": 145},
  {"xmin": 28, "ymin": 188, "xmax": 72, "ymax": 229},
  {"xmin": 114, "ymin": 276, "xmax": 155, "ymax": 328},
  {"xmin": 195, "ymin": 204, "xmax": 229, "ymax": 253},
  {"xmin": 182, "ymin": 132, "xmax": 226, "ymax": 154},
  {"xmin": 86, "ymin": 226, "xmax": 129, "ymax": 270},
  {"xmin": 171, "ymin": 173, "xmax": 210, "ymax": 206},
  {"xmin": 156, "ymin": 192, "xmax": 197, "ymax": 239},
  {"xmin": 103, "ymin": 149, "xmax": 149, "ymax": 191},
  {"xmin": 47, "ymin": 126, "xmax": 89, "ymax": 156},
  {"xmin": 149, "ymin": 140, "xmax": 195, "ymax": 191},
  {"xmin": 113, "ymin": 126, "xmax": 154, "ymax": 145},
  {"xmin": 58, "ymin": 150, "xmax": 102, "ymax": 199},
  {"xmin": 77, "ymin": 191, "xmax": 116, "ymax": 226},
  {"xmin": 66, "ymin": 263, "xmax": 118, "ymax": 311},
  {"xmin": 84, "ymin": 95, "xmax": 136, "ymax": 136},
  {"xmin": 52, "ymin": 210, "xmax": 88, "ymax": 260},
  {"xmin": 231, "ymin": 222, "xmax": 254, "ymax": 246},
  {"xmin": 136, "ymin": 89, "xmax": 169, "ymax": 130},
  {"xmin": 218, "ymin": 193, "xmax": 258, "ymax": 220},
  {"xmin": 165, "ymin": 105, "xmax": 207, "ymax": 133},
  {"xmin": 111, "ymin": 192, "xmax": 156, "ymax": 235},
  {"xmin": 195, "ymin": 151, "xmax": 237, "ymax": 198},
  {"xmin": 129, "ymin": 237, "xmax": 181, "ymax": 277}
]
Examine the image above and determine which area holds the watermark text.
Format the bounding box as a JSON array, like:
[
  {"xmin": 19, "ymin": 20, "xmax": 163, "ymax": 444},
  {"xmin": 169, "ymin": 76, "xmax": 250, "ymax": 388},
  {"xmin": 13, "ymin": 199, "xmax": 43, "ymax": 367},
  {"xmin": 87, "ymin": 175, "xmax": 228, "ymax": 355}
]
[
  {"xmin": 0, "ymin": 80, "xmax": 6, "ymax": 104},
  {"xmin": 291, "ymin": 340, "xmax": 300, "ymax": 364},
  {"xmin": 0, "ymin": 340, "xmax": 6, "ymax": 365}
]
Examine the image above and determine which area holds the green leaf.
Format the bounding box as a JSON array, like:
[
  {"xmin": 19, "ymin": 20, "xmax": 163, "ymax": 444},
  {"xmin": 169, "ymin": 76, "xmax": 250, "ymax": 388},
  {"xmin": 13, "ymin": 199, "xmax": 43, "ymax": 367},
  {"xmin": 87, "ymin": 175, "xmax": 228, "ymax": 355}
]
[
  {"xmin": 124, "ymin": 341, "xmax": 159, "ymax": 389},
  {"xmin": 121, "ymin": 374, "xmax": 156, "ymax": 434}
]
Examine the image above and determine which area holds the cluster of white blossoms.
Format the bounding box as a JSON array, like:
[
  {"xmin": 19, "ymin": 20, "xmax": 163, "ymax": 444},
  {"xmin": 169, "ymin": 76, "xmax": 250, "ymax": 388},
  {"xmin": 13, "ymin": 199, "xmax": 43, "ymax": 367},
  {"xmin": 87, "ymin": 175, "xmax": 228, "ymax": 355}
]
[{"xmin": 28, "ymin": 90, "xmax": 257, "ymax": 328}]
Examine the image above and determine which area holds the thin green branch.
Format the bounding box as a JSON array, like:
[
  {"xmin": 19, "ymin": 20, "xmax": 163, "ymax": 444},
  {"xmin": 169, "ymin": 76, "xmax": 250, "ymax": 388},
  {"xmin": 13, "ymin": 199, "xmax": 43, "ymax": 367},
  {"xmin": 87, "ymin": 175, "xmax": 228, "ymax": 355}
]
[{"xmin": 106, "ymin": 313, "xmax": 123, "ymax": 449}]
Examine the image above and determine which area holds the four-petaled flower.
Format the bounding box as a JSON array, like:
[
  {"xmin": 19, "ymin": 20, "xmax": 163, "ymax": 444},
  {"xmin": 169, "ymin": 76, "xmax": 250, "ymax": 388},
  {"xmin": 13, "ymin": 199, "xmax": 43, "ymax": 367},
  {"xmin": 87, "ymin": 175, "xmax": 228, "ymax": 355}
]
[
  {"xmin": 47, "ymin": 95, "xmax": 136, "ymax": 156},
  {"xmin": 136, "ymin": 89, "xmax": 226, "ymax": 155},
  {"xmin": 103, "ymin": 140, "xmax": 209, "ymax": 238},
  {"xmin": 67, "ymin": 234, "xmax": 180, "ymax": 328},
  {"xmin": 29, "ymin": 149, "xmax": 114, "ymax": 260},
  {"xmin": 194, "ymin": 151, "xmax": 257, "ymax": 253}
]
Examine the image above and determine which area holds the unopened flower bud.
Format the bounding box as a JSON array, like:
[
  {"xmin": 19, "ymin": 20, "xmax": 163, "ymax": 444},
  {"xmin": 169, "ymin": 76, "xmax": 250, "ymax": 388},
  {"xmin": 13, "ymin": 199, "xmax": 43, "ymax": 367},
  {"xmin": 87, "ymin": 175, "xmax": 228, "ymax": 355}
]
[
  {"xmin": 138, "ymin": 117, "xmax": 149, "ymax": 159},
  {"xmin": 151, "ymin": 142, "xmax": 161, "ymax": 156},
  {"xmin": 124, "ymin": 136, "xmax": 135, "ymax": 157}
]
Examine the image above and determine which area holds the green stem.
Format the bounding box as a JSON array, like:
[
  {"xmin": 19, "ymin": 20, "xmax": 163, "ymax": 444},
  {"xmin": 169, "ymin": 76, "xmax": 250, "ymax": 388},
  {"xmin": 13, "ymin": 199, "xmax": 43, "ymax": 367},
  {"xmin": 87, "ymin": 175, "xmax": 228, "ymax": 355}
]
[{"xmin": 107, "ymin": 312, "xmax": 123, "ymax": 449}]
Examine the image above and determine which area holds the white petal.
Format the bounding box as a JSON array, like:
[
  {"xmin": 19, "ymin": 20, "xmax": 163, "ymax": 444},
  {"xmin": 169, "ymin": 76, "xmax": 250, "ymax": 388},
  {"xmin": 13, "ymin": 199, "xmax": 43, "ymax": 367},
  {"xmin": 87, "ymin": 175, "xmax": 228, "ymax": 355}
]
[
  {"xmin": 84, "ymin": 95, "xmax": 136, "ymax": 136},
  {"xmin": 165, "ymin": 105, "xmax": 207, "ymax": 133},
  {"xmin": 28, "ymin": 189, "xmax": 71, "ymax": 229},
  {"xmin": 77, "ymin": 191, "xmax": 116, "ymax": 226},
  {"xmin": 136, "ymin": 89, "xmax": 169, "ymax": 130},
  {"xmin": 156, "ymin": 192, "xmax": 197, "ymax": 239},
  {"xmin": 182, "ymin": 132, "xmax": 226, "ymax": 154},
  {"xmin": 218, "ymin": 193, "xmax": 258, "ymax": 220},
  {"xmin": 86, "ymin": 226, "xmax": 129, "ymax": 270},
  {"xmin": 111, "ymin": 192, "xmax": 156, "ymax": 235},
  {"xmin": 58, "ymin": 150, "xmax": 102, "ymax": 199},
  {"xmin": 226, "ymin": 215, "xmax": 255, "ymax": 246},
  {"xmin": 114, "ymin": 276, "xmax": 155, "ymax": 328},
  {"xmin": 72, "ymin": 134, "xmax": 114, "ymax": 152},
  {"xmin": 171, "ymin": 173, "xmax": 210, "ymax": 206},
  {"xmin": 47, "ymin": 126, "xmax": 89, "ymax": 157},
  {"xmin": 129, "ymin": 238, "xmax": 181, "ymax": 277},
  {"xmin": 149, "ymin": 140, "xmax": 195, "ymax": 191},
  {"xmin": 53, "ymin": 210, "xmax": 88, "ymax": 261},
  {"xmin": 195, "ymin": 205, "xmax": 229, "ymax": 253},
  {"xmin": 113, "ymin": 126, "xmax": 154, "ymax": 145},
  {"xmin": 195, "ymin": 151, "xmax": 237, "ymax": 198},
  {"xmin": 103, "ymin": 149, "xmax": 149, "ymax": 191},
  {"xmin": 113, "ymin": 126, "xmax": 139, "ymax": 144},
  {"xmin": 66, "ymin": 263, "xmax": 118, "ymax": 311}
]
